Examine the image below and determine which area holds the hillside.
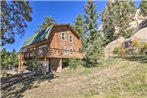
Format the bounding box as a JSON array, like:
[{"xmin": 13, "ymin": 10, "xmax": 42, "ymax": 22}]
[{"xmin": 2, "ymin": 57, "xmax": 147, "ymax": 98}]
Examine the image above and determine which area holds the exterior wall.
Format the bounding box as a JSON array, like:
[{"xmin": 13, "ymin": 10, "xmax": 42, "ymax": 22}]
[
  {"xmin": 23, "ymin": 25, "xmax": 83, "ymax": 60},
  {"xmin": 22, "ymin": 25, "xmax": 83, "ymax": 72},
  {"xmin": 50, "ymin": 58, "xmax": 62, "ymax": 72},
  {"xmin": 50, "ymin": 58, "xmax": 60, "ymax": 71},
  {"xmin": 49, "ymin": 26, "xmax": 82, "ymax": 52},
  {"xmin": 38, "ymin": 59, "xmax": 62, "ymax": 72}
]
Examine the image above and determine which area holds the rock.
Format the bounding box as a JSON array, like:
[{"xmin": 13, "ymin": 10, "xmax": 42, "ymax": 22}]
[
  {"xmin": 129, "ymin": 27, "xmax": 147, "ymax": 42},
  {"xmin": 104, "ymin": 37, "xmax": 125, "ymax": 58}
]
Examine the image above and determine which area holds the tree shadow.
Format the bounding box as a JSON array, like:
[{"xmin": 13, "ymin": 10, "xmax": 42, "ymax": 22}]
[
  {"xmin": 124, "ymin": 55, "xmax": 147, "ymax": 63},
  {"xmin": 1, "ymin": 72, "xmax": 58, "ymax": 98},
  {"xmin": 115, "ymin": 55, "xmax": 147, "ymax": 63}
]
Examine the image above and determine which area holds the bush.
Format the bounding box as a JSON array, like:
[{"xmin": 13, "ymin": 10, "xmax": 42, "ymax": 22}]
[
  {"xmin": 68, "ymin": 58, "xmax": 84, "ymax": 69},
  {"xmin": 113, "ymin": 46, "xmax": 125, "ymax": 56},
  {"xmin": 132, "ymin": 39, "xmax": 142, "ymax": 48},
  {"xmin": 25, "ymin": 59, "xmax": 40, "ymax": 71},
  {"xmin": 141, "ymin": 42, "xmax": 147, "ymax": 55}
]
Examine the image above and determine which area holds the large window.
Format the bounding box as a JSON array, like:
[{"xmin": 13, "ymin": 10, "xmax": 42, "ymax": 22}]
[
  {"xmin": 61, "ymin": 32, "xmax": 66, "ymax": 41},
  {"xmin": 69, "ymin": 35, "xmax": 73, "ymax": 43}
]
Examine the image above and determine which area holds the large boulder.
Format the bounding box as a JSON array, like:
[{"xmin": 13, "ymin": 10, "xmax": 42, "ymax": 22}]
[
  {"xmin": 104, "ymin": 37, "xmax": 125, "ymax": 58},
  {"xmin": 129, "ymin": 27, "xmax": 147, "ymax": 42}
]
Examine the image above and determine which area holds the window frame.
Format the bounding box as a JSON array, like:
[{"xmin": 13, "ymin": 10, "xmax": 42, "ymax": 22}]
[
  {"xmin": 69, "ymin": 35, "xmax": 73, "ymax": 43},
  {"xmin": 61, "ymin": 32, "xmax": 66, "ymax": 41}
]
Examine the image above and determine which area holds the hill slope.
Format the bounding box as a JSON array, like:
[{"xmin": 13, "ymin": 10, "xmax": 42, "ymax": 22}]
[
  {"xmin": 22, "ymin": 57, "xmax": 147, "ymax": 98},
  {"xmin": 2, "ymin": 57, "xmax": 147, "ymax": 98}
]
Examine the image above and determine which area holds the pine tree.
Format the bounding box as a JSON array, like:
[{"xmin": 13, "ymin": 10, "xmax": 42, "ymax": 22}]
[
  {"xmin": 140, "ymin": 0, "xmax": 147, "ymax": 17},
  {"xmin": 36, "ymin": 16, "xmax": 56, "ymax": 32},
  {"xmin": 102, "ymin": 0, "xmax": 136, "ymax": 45},
  {"xmin": 73, "ymin": 14, "xmax": 85, "ymax": 46},
  {"xmin": 40, "ymin": 16, "xmax": 56, "ymax": 30},
  {"xmin": 102, "ymin": 1, "xmax": 116, "ymax": 45},
  {"xmin": 84, "ymin": 1, "xmax": 103, "ymax": 66},
  {"xmin": 1, "ymin": 48, "xmax": 18, "ymax": 68},
  {"xmin": 1, "ymin": 1, "xmax": 32, "ymax": 46}
]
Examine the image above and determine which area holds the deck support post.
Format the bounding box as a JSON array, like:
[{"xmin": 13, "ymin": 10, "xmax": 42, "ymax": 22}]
[
  {"xmin": 56, "ymin": 59, "xmax": 62, "ymax": 73},
  {"xmin": 18, "ymin": 53, "xmax": 24, "ymax": 72},
  {"xmin": 49, "ymin": 59, "xmax": 51, "ymax": 73},
  {"xmin": 44, "ymin": 57, "xmax": 47, "ymax": 78}
]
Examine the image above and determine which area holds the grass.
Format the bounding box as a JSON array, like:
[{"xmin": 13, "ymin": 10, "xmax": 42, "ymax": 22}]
[{"xmin": 1, "ymin": 57, "xmax": 147, "ymax": 98}]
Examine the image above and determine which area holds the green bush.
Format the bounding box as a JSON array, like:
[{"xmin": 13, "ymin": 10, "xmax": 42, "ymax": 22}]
[
  {"xmin": 113, "ymin": 46, "xmax": 124, "ymax": 56},
  {"xmin": 25, "ymin": 59, "xmax": 40, "ymax": 71},
  {"xmin": 68, "ymin": 58, "xmax": 84, "ymax": 69}
]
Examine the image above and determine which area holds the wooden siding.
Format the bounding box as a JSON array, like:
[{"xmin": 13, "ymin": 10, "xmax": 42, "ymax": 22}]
[
  {"xmin": 23, "ymin": 25, "xmax": 83, "ymax": 59},
  {"xmin": 49, "ymin": 26, "xmax": 82, "ymax": 52}
]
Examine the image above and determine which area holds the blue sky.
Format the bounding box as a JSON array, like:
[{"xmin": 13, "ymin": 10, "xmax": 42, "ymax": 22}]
[{"xmin": 4, "ymin": 0, "xmax": 141, "ymax": 52}]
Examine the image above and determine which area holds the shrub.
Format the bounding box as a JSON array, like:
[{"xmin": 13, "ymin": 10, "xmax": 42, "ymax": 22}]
[
  {"xmin": 132, "ymin": 39, "xmax": 143, "ymax": 49},
  {"xmin": 131, "ymin": 40, "xmax": 147, "ymax": 55},
  {"xmin": 68, "ymin": 58, "xmax": 84, "ymax": 69},
  {"xmin": 25, "ymin": 59, "xmax": 40, "ymax": 71},
  {"xmin": 132, "ymin": 39, "xmax": 140, "ymax": 47},
  {"xmin": 141, "ymin": 42, "xmax": 147, "ymax": 55},
  {"xmin": 113, "ymin": 46, "xmax": 125, "ymax": 56}
]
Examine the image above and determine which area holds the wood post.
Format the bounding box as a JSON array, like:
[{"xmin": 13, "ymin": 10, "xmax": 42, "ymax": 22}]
[
  {"xmin": 18, "ymin": 53, "xmax": 24, "ymax": 72},
  {"xmin": 56, "ymin": 59, "xmax": 62, "ymax": 73},
  {"xmin": 49, "ymin": 59, "xmax": 51, "ymax": 73},
  {"xmin": 44, "ymin": 57, "xmax": 47, "ymax": 78},
  {"xmin": 20, "ymin": 60, "xmax": 24, "ymax": 71}
]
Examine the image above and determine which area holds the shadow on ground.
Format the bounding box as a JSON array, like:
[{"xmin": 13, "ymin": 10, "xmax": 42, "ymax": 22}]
[
  {"xmin": 1, "ymin": 73, "xmax": 59, "ymax": 98},
  {"xmin": 115, "ymin": 55, "xmax": 147, "ymax": 63}
]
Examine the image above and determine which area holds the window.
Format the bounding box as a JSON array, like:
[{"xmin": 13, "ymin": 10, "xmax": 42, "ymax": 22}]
[
  {"xmin": 69, "ymin": 35, "xmax": 73, "ymax": 43},
  {"xmin": 61, "ymin": 32, "xmax": 66, "ymax": 41},
  {"xmin": 64, "ymin": 46, "xmax": 68, "ymax": 55},
  {"xmin": 69, "ymin": 47, "xmax": 73, "ymax": 56}
]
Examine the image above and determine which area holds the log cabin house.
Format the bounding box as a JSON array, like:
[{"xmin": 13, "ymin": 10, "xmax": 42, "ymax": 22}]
[{"xmin": 18, "ymin": 24, "xmax": 83, "ymax": 72}]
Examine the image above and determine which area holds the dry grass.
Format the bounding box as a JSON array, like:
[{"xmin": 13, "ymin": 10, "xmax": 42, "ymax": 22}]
[{"xmin": 1, "ymin": 58, "xmax": 147, "ymax": 98}]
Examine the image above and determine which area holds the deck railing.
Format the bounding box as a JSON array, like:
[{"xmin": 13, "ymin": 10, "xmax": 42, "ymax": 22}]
[{"xmin": 24, "ymin": 47, "xmax": 83, "ymax": 59}]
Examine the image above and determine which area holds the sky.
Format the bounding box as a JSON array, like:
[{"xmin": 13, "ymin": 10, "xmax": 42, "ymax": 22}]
[{"xmin": 4, "ymin": 0, "xmax": 141, "ymax": 52}]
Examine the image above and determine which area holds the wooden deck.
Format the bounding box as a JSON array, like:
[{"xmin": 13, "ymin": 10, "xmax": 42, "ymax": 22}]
[{"xmin": 23, "ymin": 47, "xmax": 83, "ymax": 59}]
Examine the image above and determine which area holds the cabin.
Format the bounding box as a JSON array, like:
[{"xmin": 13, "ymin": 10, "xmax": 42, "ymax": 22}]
[{"xmin": 18, "ymin": 24, "xmax": 83, "ymax": 72}]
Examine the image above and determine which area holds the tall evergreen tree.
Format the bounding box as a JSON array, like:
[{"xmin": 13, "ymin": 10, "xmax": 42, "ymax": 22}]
[
  {"xmin": 1, "ymin": 48, "xmax": 18, "ymax": 69},
  {"xmin": 140, "ymin": 0, "xmax": 147, "ymax": 17},
  {"xmin": 40, "ymin": 16, "xmax": 56, "ymax": 30},
  {"xmin": 102, "ymin": 0, "xmax": 136, "ymax": 45},
  {"xmin": 73, "ymin": 14, "xmax": 85, "ymax": 45},
  {"xmin": 1, "ymin": 1, "xmax": 32, "ymax": 46},
  {"xmin": 102, "ymin": 1, "xmax": 116, "ymax": 45},
  {"xmin": 36, "ymin": 16, "xmax": 56, "ymax": 32},
  {"xmin": 84, "ymin": 1, "xmax": 103, "ymax": 65}
]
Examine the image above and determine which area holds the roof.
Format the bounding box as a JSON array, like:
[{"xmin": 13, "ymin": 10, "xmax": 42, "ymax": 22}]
[
  {"xmin": 21, "ymin": 24, "xmax": 80, "ymax": 49},
  {"xmin": 22, "ymin": 25, "xmax": 53, "ymax": 48}
]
